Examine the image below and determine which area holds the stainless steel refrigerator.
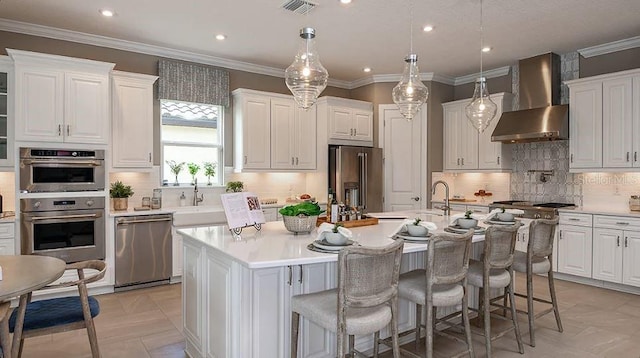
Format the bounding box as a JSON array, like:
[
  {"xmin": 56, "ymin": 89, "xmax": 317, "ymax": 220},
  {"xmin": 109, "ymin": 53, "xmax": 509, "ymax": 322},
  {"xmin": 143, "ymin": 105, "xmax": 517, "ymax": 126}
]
[{"xmin": 329, "ymin": 145, "xmax": 383, "ymax": 213}]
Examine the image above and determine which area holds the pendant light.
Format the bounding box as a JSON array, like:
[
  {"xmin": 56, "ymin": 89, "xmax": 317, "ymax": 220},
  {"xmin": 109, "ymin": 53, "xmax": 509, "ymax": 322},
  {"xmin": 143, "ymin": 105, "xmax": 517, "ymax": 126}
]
[
  {"xmin": 392, "ymin": 0, "xmax": 428, "ymax": 121},
  {"xmin": 285, "ymin": 27, "xmax": 329, "ymax": 110},
  {"xmin": 465, "ymin": 0, "xmax": 497, "ymax": 132}
]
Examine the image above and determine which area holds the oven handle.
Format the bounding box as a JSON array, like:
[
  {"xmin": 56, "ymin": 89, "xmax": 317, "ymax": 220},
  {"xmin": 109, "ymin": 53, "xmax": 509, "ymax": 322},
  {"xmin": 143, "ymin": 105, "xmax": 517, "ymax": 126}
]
[
  {"xmin": 29, "ymin": 213, "xmax": 101, "ymax": 221},
  {"xmin": 21, "ymin": 159, "xmax": 103, "ymax": 166},
  {"xmin": 117, "ymin": 217, "xmax": 172, "ymax": 224}
]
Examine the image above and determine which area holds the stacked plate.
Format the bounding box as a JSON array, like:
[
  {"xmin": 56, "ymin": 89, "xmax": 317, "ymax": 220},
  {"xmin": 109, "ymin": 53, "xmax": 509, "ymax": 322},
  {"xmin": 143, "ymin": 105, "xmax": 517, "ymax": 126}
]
[
  {"xmin": 312, "ymin": 238, "xmax": 355, "ymax": 251},
  {"xmin": 445, "ymin": 224, "xmax": 486, "ymax": 234},
  {"xmin": 484, "ymin": 217, "xmax": 517, "ymax": 225},
  {"xmin": 395, "ymin": 232, "xmax": 433, "ymax": 243}
]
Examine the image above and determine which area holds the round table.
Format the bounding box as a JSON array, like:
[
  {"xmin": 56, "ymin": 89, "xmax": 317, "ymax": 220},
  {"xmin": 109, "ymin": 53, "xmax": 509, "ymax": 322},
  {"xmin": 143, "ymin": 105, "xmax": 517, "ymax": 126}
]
[{"xmin": 0, "ymin": 255, "xmax": 66, "ymax": 358}]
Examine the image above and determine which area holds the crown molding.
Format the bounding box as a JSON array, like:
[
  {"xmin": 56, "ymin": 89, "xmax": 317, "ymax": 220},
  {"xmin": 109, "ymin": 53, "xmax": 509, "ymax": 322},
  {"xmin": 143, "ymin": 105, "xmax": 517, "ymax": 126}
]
[
  {"xmin": 578, "ymin": 35, "xmax": 640, "ymax": 58},
  {"xmin": 453, "ymin": 66, "xmax": 511, "ymax": 86},
  {"xmin": 348, "ymin": 72, "xmax": 455, "ymax": 89}
]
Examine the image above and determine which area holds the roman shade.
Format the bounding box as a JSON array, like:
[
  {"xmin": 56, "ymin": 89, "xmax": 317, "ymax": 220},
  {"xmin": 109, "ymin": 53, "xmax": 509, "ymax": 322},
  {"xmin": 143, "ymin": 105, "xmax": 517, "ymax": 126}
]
[{"xmin": 158, "ymin": 60, "xmax": 230, "ymax": 107}]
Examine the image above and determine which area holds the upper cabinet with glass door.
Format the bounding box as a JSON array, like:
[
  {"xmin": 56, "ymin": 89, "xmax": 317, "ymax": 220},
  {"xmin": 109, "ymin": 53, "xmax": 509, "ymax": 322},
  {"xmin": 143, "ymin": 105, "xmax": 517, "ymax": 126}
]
[{"xmin": 0, "ymin": 56, "xmax": 14, "ymax": 168}]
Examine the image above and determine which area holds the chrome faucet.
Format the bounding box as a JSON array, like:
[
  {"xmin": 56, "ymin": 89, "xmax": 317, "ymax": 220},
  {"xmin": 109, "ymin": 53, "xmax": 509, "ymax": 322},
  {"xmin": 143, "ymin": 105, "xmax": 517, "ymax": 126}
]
[
  {"xmin": 193, "ymin": 179, "xmax": 204, "ymax": 206},
  {"xmin": 431, "ymin": 180, "xmax": 450, "ymax": 216}
]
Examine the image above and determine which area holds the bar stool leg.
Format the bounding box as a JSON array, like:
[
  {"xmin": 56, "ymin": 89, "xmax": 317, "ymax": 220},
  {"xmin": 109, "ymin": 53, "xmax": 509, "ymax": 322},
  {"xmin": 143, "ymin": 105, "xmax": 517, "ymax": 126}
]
[
  {"xmin": 373, "ymin": 331, "xmax": 380, "ymax": 358},
  {"xmin": 462, "ymin": 284, "xmax": 474, "ymax": 358},
  {"xmin": 415, "ymin": 303, "xmax": 422, "ymax": 351},
  {"xmin": 426, "ymin": 297, "xmax": 434, "ymax": 358},
  {"xmin": 526, "ymin": 267, "xmax": 536, "ymax": 346},
  {"xmin": 548, "ymin": 268, "xmax": 563, "ymax": 333},
  {"xmin": 291, "ymin": 312, "xmax": 300, "ymax": 358},
  {"xmin": 483, "ymin": 283, "xmax": 492, "ymax": 358},
  {"xmin": 348, "ymin": 335, "xmax": 355, "ymax": 358},
  {"xmin": 509, "ymin": 270, "xmax": 525, "ymax": 354}
]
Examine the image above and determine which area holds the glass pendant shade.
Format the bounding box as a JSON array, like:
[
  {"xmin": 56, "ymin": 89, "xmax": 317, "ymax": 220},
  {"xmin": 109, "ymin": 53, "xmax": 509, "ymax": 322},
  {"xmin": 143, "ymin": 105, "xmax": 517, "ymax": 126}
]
[
  {"xmin": 465, "ymin": 77, "xmax": 497, "ymax": 132},
  {"xmin": 392, "ymin": 54, "xmax": 429, "ymax": 120},
  {"xmin": 285, "ymin": 27, "xmax": 329, "ymax": 110}
]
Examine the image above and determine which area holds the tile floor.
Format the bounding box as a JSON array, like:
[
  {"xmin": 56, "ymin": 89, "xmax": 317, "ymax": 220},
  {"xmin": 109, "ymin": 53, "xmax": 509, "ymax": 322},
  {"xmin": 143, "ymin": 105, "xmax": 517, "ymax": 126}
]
[{"xmin": 17, "ymin": 275, "xmax": 640, "ymax": 357}]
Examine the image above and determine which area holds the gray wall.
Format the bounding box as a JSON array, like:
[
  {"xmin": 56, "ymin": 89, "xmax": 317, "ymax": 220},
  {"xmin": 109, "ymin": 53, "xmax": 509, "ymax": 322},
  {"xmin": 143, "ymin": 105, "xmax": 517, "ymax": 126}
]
[{"xmin": 580, "ymin": 47, "xmax": 640, "ymax": 78}]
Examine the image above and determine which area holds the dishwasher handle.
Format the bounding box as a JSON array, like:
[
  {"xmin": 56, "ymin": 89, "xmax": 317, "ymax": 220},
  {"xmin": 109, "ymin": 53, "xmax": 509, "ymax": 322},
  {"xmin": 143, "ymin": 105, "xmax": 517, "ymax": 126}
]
[{"xmin": 117, "ymin": 215, "xmax": 172, "ymax": 225}]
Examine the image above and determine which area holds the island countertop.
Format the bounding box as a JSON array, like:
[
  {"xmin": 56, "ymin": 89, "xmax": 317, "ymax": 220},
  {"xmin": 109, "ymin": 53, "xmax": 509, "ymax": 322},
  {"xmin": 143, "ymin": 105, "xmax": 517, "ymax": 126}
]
[{"xmin": 177, "ymin": 213, "xmax": 486, "ymax": 269}]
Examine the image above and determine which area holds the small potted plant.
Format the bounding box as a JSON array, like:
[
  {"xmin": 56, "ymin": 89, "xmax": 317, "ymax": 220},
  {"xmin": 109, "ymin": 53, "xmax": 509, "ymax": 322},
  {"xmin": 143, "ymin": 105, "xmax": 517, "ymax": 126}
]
[
  {"xmin": 187, "ymin": 163, "xmax": 200, "ymax": 185},
  {"xmin": 406, "ymin": 217, "xmax": 429, "ymax": 237},
  {"xmin": 457, "ymin": 210, "xmax": 478, "ymax": 229},
  {"xmin": 497, "ymin": 207, "xmax": 515, "ymax": 222},
  {"xmin": 226, "ymin": 181, "xmax": 244, "ymax": 193},
  {"xmin": 110, "ymin": 181, "xmax": 134, "ymax": 211},
  {"xmin": 166, "ymin": 160, "xmax": 185, "ymax": 186},
  {"xmin": 324, "ymin": 222, "xmax": 348, "ymax": 245},
  {"xmin": 279, "ymin": 202, "xmax": 324, "ymax": 234},
  {"xmin": 203, "ymin": 162, "xmax": 217, "ymax": 186}
]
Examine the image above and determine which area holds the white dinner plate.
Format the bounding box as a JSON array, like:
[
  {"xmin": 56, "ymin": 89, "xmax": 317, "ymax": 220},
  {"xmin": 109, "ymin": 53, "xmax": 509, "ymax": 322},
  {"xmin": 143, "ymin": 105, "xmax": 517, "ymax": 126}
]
[
  {"xmin": 485, "ymin": 219, "xmax": 517, "ymax": 225},
  {"xmin": 312, "ymin": 239, "xmax": 355, "ymax": 251},
  {"xmin": 396, "ymin": 233, "xmax": 433, "ymax": 241},
  {"xmin": 445, "ymin": 225, "xmax": 486, "ymax": 234}
]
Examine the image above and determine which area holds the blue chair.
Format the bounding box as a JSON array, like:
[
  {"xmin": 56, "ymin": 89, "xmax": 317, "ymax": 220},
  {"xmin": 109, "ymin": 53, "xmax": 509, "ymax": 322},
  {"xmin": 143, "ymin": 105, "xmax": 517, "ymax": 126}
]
[{"xmin": 8, "ymin": 260, "xmax": 106, "ymax": 358}]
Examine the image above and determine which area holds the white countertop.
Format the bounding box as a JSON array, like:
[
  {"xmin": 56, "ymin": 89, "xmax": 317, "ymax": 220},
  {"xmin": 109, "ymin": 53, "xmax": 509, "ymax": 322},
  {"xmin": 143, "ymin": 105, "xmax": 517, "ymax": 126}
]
[
  {"xmin": 0, "ymin": 215, "xmax": 16, "ymax": 223},
  {"xmin": 431, "ymin": 200, "xmax": 491, "ymax": 207},
  {"xmin": 178, "ymin": 212, "xmax": 486, "ymax": 269},
  {"xmin": 109, "ymin": 207, "xmax": 176, "ymax": 217},
  {"xmin": 559, "ymin": 206, "xmax": 640, "ymax": 217}
]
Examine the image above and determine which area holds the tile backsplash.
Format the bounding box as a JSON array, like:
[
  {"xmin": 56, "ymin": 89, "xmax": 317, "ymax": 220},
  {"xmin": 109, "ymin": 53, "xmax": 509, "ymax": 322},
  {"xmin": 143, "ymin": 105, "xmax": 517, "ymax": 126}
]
[
  {"xmin": 509, "ymin": 141, "xmax": 582, "ymax": 205},
  {"xmin": 431, "ymin": 172, "xmax": 511, "ymax": 203}
]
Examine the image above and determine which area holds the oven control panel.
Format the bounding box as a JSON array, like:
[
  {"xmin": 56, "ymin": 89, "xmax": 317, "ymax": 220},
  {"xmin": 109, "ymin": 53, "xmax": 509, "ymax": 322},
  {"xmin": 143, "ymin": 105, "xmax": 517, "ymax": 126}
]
[{"xmin": 21, "ymin": 197, "xmax": 105, "ymax": 212}]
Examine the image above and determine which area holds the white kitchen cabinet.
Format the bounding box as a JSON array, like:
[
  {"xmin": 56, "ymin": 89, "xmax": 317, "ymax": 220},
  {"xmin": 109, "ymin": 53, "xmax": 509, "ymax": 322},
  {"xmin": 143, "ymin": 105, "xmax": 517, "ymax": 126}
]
[
  {"xmin": 443, "ymin": 93, "xmax": 512, "ymax": 172},
  {"xmin": 270, "ymin": 97, "xmax": 317, "ymax": 170},
  {"xmin": 233, "ymin": 89, "xmax": 317, "ymax": 171},
  {"xmin": 111, "ymin": 71, "xmax": 157, "ymax": 169},
  {"xmin": 262, "ymin": 207, "xmax": 278, "ymax": 222},
  {"xmin": 172, "ymin": 228, "xmax": 184, "ymax": 277},
  {"xmin": 567, "ymin": 69, "xmax": 640, "ymax": 171},
  {"xmin": 557, "ymin": 213, "xmax": 593, "ymax": 278},
  {"xmin": 0, "ymin": 57, "xmax": 14, "ymax": 168},
  {"xmin": 9, "ymin": 49, "xmax": 114, "ymax": 144},
  {"xmin": 466, "ymin": 204, "xmax": 490, "ymax": 214},
  {"xmin": 317, "ymin": 97, "xmax": 374, "ymax": 146},
  {"xmin": 592, "ymin": 215, "xmax": 640, "ymax": 287},
  {"xmin": 183, "ymin": 239, "xmax": 204, "ymax": 357},
  {"xmin": 0, "ymin": 222, "xmax": 15, "ymax": 255}
]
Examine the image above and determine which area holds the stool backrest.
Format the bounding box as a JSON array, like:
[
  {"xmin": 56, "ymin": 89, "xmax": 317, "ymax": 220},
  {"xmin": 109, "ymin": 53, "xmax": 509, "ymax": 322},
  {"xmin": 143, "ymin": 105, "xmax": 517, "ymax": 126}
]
[
  {"xmin": 428, "ymin": 230, "xmax": 473, "ymax": 285},
  {"xmin": 528, "ymin": 218, "xmax": 559, "ymax": 258},
  {"xmin": 338, "ymin": 240, "xmax": 404, "ymax": 309},
  {"xmin": 483, "ymin": 223, "xmax": 520, "ymax": 269}
]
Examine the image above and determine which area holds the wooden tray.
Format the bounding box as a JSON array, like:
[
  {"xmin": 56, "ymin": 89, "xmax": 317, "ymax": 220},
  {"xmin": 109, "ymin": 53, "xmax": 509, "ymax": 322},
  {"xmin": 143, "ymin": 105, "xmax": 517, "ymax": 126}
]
[{"xmin": 316, "ymin": 216, "xmax": 379, "ymax": 228}]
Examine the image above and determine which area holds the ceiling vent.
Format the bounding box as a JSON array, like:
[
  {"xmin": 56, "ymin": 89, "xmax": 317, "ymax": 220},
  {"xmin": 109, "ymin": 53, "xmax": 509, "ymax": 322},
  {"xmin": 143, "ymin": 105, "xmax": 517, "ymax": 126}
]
[{"xmin": 281, "ymin": 0, "xmax": 317, "ymax": 15}]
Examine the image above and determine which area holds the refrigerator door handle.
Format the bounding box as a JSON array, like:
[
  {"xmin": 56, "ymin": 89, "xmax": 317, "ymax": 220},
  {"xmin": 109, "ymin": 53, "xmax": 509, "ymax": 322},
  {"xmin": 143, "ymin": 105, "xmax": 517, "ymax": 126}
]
[{"xmin": 359, "ymin": 152, "xmax": 368, "ymax": 210}]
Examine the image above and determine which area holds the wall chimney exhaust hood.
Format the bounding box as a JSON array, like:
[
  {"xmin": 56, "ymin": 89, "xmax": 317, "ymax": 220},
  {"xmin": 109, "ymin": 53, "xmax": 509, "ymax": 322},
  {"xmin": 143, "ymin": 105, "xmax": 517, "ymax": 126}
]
[{"xmin": 491, "ymin": 53, "xmax": 569, "ymax": 143}]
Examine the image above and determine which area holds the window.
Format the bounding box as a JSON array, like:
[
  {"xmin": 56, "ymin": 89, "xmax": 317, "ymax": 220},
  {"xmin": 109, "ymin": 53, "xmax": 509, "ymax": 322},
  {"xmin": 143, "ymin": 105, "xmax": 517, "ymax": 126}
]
[{"xmin": 161, "ymin": 100, "xmax": 223, "ymax": 186}]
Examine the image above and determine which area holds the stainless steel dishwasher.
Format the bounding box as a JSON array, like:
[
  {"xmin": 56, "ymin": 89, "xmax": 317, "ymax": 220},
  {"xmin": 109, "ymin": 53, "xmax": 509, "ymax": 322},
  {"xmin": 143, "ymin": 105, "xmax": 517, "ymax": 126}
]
[{"xmin": 115, "ymin": 214, "xmax": 172, "ymax": 290}]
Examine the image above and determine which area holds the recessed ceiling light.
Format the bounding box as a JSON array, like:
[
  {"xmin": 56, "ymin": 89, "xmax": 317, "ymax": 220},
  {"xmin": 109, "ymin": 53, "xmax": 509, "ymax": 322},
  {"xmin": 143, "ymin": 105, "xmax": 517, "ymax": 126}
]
[
  {"xmin": 339, "ymin": 0, "xmax": 352, "ymax": 4},
  {"xmin": 363, "ymin": 67, "xmax": 372, "ymax": 73},
  {"xmin": 482, "ymin": 46, "xmax": 492, "ymax": 52},
  {"xmin": 215, "ymin": 34, "xmax": 227, "ymax": 41},
  {"xmin": 423, "ymin": 25, "xmax": 434, "ymax": 32},
  {"xmin": 99, "ymin": 9, "xmax": 114, "ymax": 17}
]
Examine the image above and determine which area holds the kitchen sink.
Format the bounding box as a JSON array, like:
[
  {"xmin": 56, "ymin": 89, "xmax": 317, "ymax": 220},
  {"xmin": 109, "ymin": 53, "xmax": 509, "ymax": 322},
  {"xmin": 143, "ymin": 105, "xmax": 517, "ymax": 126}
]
[{"xmin": 172, "ymin": 206, "xmax": 227, "ymax": 227}]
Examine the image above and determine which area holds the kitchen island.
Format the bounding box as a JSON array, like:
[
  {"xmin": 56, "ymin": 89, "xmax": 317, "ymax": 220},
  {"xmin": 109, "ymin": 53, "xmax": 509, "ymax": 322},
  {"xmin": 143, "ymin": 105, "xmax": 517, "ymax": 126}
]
[{"xmin": 177, "ymin": 213, "xmax": 485, "ymax": 358}]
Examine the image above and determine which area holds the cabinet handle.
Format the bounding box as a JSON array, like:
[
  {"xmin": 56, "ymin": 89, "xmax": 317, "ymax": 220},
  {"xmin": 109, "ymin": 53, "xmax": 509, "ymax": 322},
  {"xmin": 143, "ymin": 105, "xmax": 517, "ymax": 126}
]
[
  {"xmin": 568, "ymin": 218, "xmax": 580, "ymax": 221},
  {"xmin": 473, "ymin": 210, "xmax": 483, "ymax": 213},
  {"xmin": 67, "ymin": 124, "xmax": 70, "ymax": 136},
  {"xmin": 244, "ymin": 155, "xmax": 247, "ymax": 165},
  {"xmin": 457, "ymin": 158, "xmax": 460, "ymax": 165},
  {"xmin": 461, "ymin": 158, "xmax": 464, "ymax": 165},
  {"xmin": 287, "ymin": 266, "xmax": 292, "ymax": 286},
  {"xmin": 296, "ymin": 157, "xmax": 299, "ymax": 165},
  {"xmin": 291, "ymin": 157, "xmax": 294, "ymax": 165},
  {"xmin": 625, "ymin": 237, "xmax": 629, "ymax": 248},
  {"xmin": 298, "ymin": 264, "xmax": 303, "ymax": 283},
  {"xmin": 58, "ymin": 124, "xmax": 62, "ymax": 136},
  {"xmin": 148, "ymin": 153, "xmax": 152, "ymax": 162},
  {"xmin": 617, "ymin": 236, "xmax": 620, "ymax": 247},
  {"xmin": 570, "ymin": 153, "xmax": 573, "ymax": 163},
  {"xmin": 353, "ymin": 128, "xmax": 357, "ymax": 136},
  {"xmin": 616, "ymin": 222, "xmax": 629, "ymax": 225},
  {"xmin": 497, "ymin": 156, "xmax": 500, "ymax": 165},
  {"xmin": 627, "ymin": 152, "xmax": 630, "ymax": 162},
  {"xmin": 635, "ymin": 152, "xmax": 638, "ymax": 162}
]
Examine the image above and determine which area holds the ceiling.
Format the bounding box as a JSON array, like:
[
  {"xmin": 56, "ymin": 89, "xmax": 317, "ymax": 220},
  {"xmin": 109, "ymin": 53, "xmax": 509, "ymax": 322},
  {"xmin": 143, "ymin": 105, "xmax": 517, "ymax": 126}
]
[{"xmin": 0, "ymin": 0, "xmax": 639, "ymax": 83}]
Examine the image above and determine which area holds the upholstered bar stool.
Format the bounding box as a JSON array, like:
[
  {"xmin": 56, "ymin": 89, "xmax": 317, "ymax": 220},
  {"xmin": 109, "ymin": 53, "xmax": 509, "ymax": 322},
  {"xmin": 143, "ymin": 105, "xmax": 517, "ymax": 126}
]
[
  {"xmin": 395, "ymin": 230, "xmax": 475, "ymax": 358},
  {"xmin": 467, "ymin": 223, "xmax": 524, "ymax": 358},
  {"xmin": 290, "ymin": 240, "xmax": 404, "ymax": 358},
  {"xmin": 511, "ymin": 218, "xmax": 562, "ymax": 347}
]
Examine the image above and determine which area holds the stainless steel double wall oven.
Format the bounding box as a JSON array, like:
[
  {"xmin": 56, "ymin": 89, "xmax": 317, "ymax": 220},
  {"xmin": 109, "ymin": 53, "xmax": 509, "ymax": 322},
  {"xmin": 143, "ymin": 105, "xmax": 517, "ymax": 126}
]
[{"xmin": 19, "ymin": 148, "xmax": 106, "ymax": 263}]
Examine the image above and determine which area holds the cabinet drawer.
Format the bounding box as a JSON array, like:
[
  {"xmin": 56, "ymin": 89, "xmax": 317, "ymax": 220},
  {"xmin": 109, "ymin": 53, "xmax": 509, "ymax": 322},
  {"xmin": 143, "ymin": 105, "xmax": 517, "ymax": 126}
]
[
  {"xmin": 0, "ymin": 223, "xmax": 15, "ymax": 239},
  {"xmin": 559, "ymin": 212, "xmax": 592, "ymax": 227},
  {"xmin": 450, "ymin": 204, "xmax": 467, "ymax": 212},
  {"xmin": 594, "ymin": 215, "xmax": 640, "ymax": 231}
]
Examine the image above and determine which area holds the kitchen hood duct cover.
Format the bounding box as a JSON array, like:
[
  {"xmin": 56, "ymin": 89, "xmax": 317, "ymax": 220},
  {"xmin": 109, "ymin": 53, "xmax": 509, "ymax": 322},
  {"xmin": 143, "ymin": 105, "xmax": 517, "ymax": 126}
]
[{"xmin": 491, "ymin": 53, "xmax": 569, "ymax": 143}]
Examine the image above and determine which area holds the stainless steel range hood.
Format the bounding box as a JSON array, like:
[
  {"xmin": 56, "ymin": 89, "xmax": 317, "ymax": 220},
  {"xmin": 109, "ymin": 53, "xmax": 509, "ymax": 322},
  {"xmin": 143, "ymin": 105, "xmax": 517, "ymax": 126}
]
[{"xmin": 491, "ymin": 53, "xmax": 569, "ymax": 143}]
